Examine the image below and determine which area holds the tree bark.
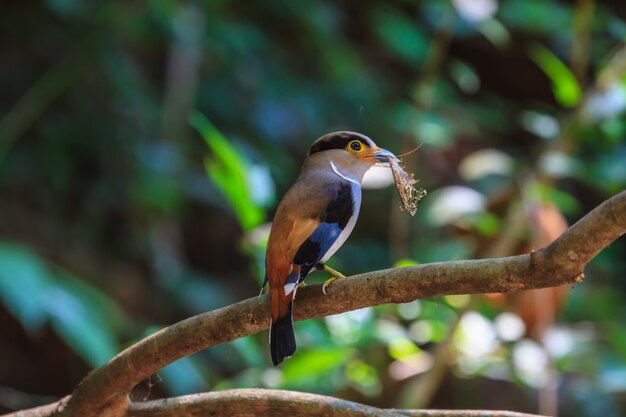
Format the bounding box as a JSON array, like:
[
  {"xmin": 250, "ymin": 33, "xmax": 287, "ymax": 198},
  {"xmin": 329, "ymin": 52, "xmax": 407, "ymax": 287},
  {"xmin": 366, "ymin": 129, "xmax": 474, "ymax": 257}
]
[
  {"xmin": 127, "ymin": 389, "xmax": 546, "ymax": 417},
  {"xmin": 3, "ymin": 190, "xmax": 625, "ymax": 417}
]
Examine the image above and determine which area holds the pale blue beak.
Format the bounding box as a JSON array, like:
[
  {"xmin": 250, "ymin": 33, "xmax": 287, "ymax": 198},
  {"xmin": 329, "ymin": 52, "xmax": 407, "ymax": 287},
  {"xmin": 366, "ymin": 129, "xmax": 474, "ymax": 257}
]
[{"xmin": 371, "ymin": 148, "xmax": 395, "ymax": 163}]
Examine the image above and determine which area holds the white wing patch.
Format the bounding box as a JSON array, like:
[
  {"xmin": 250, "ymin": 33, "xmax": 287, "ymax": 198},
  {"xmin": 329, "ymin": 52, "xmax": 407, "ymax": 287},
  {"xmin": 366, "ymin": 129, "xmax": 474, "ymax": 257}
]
[{"xmin": 284, "ymin": 282, "xmax": 296, "ymax": 295}]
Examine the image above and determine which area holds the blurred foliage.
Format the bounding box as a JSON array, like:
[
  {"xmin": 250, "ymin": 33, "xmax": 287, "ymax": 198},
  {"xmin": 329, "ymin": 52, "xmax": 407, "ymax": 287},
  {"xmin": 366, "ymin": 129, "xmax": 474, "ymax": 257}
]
[
  {"xmin": 0, "ymin": 243, "xmax": 128, "ymax": 367},
  {"xmin": 1, "ymin": 1, "xmax": 626, "ymax": 416},
  {"xmin": 528, "ymin": 43, "xmax": 582, "ymax": 108},
  {"xmin": 191, "ymin": 111, "xmax": 267, "ymax": 230}
]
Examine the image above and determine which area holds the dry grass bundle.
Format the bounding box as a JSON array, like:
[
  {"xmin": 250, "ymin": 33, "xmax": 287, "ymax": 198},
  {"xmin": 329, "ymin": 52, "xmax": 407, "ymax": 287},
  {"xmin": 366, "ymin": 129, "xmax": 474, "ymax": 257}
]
[{"xmin": 388, "ymin": 156, "xmax": 426, "ymax": 216}]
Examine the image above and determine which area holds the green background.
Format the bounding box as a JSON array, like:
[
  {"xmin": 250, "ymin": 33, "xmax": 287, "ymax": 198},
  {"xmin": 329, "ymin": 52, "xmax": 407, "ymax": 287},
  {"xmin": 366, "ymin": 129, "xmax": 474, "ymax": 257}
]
[{"xmin": 1, "ymin": 1, "xmax": 625, "ymax": 416}]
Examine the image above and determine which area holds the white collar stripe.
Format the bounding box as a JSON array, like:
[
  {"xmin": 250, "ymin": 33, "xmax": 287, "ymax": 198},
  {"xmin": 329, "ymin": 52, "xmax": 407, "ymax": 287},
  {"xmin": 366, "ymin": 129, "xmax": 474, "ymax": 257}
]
[{"xmin": 330, "ymin": 161, "xmax": 359, "ymax": 185}]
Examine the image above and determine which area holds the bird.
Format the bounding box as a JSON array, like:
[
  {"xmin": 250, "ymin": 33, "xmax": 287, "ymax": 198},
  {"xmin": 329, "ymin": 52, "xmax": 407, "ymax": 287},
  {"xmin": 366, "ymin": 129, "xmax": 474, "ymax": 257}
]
[{"xmin": 263, "ymin": 131, "xmax": 395, "ymax": 366}]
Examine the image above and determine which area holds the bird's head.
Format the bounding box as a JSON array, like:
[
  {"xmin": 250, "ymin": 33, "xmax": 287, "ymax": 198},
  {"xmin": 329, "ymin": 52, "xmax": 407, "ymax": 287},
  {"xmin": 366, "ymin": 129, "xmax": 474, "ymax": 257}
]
[{"xmin": 305, "ymin": 131, "xmax": 395, "ymax": 183}]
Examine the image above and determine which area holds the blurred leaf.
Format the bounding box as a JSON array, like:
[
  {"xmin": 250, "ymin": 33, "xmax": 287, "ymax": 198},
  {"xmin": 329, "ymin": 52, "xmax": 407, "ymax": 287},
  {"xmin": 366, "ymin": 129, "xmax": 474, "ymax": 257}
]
[
  {"xmin": 191, "ymin": 111, "xmax": 264, "ymax": 230},
  {"xmin": 583, "ymin": 83, "xmax": 626, "ymax": 121},
  {"xmin": 0, "ymin": 243, "xmax": 123, "ymax": 367},
  {"xmin": 530, "ymin": 183, "xmax": 582, "ymax": 215},
  {"xmin": 419, "ymin": 299, "xmax": 459, "ymax": 323},
  {"xmin": 45, "ymin": 0, "xmax": 82, "ymax": 16},
  {"xmin": 477, "ymin": 18, "xmax": 511, "ymax": 47},
  {"xmin": 295, "ymin": 319, "xmax": 335, "ymax": 347},
  {"xmin": 0, "ymin": 244, "xmax": 51, "ymax": 333},
  {"xmin": 537, "ymin": 150, "xmax": 584, "ymax": 178},
  {"xmin": 412, "ymin": 114, "xmax": 453, "ymax": 148},
  {"xmin": 599, "ymin": 364, "xmax": 626, "ymax": 394},
  {"xmin": 345, "ymin": 359, "xmax": 381, "ymax": 396},
  {"xmin": 246, "ymin": 163, "xmax": 276, "ymax": 208},
  {"xmin": 424, "ymin": 319, "xmax": 451, "ymax": 343},
  {"xmin": 398, "ymin": 301, "xmax": 421, "ymax": 321},
  {"xmin": 133, "ymin": 175, "xmax": 182, "ymax": 214},
  {"xmin": 500, "ymin": 0, "xmax": 572, "ymax": 35},
  {"xmin": 232, "ymin": 335, "xmax": 264, "ymax": 367},
  {"xmin": 161, "ymin": 356, "xmax": 209, "ymax": 396},
  {"xmin": 444, "ymin": 294, "xmax": 472, "ymax": 309},
  {"xmin": 389, "ymin": 337, "xmax": 420, "ymax": 360},
  {"xmin": 565, "ymin": 286, "xmax": 624, "ymax": 323},
  {"xmin": 325, "ymin": 308, "xmax": 374, "ymax": 346},
  {"xmin": 280, "ymin": 347, "xmax": 352, "ymax": 386},
  {"xmin": 459, "ymin": 148, "xmax": 514, "ymax": 181},
  {"xmin": 170, "ymin": 272, "xmax": 234, "ymax": 314},
  {"xmin": 371, "ymin": 6, "xmax": 428, "ymax": 65},
  {"xmin": 604, "ymin": 323, "xmax": 626, "ymax": 362},
  {"xmin": 449, "ymin": 59, "xmax": 481, "ymax": 94},
  {"xmin": 409, "ymin": 318, "xmax": 452, "ymax": 344},
  {"xmin": 529, "ymin": 44, "xmax": 582, "ymax": 108},
  {"xmin": 426, "ymin": 186, "xmax": 486, "ymax": 226},
  {"xmin": 472, "ymin": 212, "xmax": 502, "ymax": 236},
  {"xmin": 44, "ymin": 287, "xmax": 117, "ymax": 367},
  {"xmin": 415, "ymin": 239, "xmax": 475, "ymax": 263},
  {"xmin": 375, "ymin": 318, "xmax": 409, "ymax": 343},
  {"xmin": 520, "ymin": 111, "xmax": 560, "ymax": 139},
  {"xmin": 212, "ymin": 367, "xmax": 266, "ymax": 391},
  {"xmin": 56, "ymin": 272, "xmax": 127, "ymax": 332},
  {"xmin": 588, "ymin": 147, "xmax": 626, "ymax": 194},
  {"xmin": 393, "ymin": 258, "xmax": 419, "ymax": 268}
]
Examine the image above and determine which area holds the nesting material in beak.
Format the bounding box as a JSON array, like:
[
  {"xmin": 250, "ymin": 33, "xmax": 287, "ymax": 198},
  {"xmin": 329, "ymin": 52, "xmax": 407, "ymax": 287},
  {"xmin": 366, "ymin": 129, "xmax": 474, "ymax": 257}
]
[{"xmin": 388, "ymin": 155, "xmax": 427, "ymax": 216}]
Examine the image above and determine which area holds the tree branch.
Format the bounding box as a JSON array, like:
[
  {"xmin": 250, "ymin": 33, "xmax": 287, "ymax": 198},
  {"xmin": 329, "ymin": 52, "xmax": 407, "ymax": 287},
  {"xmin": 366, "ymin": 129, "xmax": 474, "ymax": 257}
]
[
  {"xmin": 1, "ymin": 397, "xmax": 68, "ymax": 417},
  {"xmin": 3, "ymin": 190, "xmax": 625, "ymax": 417},
  {"xmin": 127, "ymin": 389, "xmax": 546, "ymax": 417}
]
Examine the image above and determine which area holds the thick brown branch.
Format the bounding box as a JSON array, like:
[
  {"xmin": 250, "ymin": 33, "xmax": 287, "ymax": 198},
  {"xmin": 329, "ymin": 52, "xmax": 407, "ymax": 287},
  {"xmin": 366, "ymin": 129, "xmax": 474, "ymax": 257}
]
[
  {"xmin": 4, "ymin": 190, "xmax": 624, "ymax": 417},
  {"xmin": 126, "ymin": 389, "xmax": 546, "ymax": 417},
  {"xmin": 1, "ymin": 397, "xmax": 68, "ymax": 417}
]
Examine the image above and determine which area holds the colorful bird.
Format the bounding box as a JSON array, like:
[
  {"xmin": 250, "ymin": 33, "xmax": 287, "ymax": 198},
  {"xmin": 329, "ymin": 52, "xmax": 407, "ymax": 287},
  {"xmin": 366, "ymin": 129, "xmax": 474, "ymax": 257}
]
[{"xmin": 264, "ymin": 131, "xmax": 395, "ymax": 365}]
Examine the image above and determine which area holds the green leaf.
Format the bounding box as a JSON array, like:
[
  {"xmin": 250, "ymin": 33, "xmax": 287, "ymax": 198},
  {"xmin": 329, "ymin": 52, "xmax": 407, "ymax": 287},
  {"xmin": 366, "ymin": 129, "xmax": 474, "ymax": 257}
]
[
  {"xmin": 605, "ymin": 323, "xmax": 626, "ymax": 361},
  {"xmin": 232, "ymin": 335, "xmax": 264, "ymax": 367},
  {"xmin": 45, "ymin": 287, "xmax": 118, "ymax": 367},
  {"xmin": 161, "ymin": 356, "xmax": 209, "ymax": 396},
  {"xmin": 44, "ymin": 272, "xmax": 123, "ymax": 366},
  {"xmin": 422, "ymin": 319, "xmax": 450, "ymax": 343},
  {"xmin": 389, "ymin": 337, "xmax": 420, "ymax": 360},
  {"xmin": 528, "ymin": 44, "xmax": 581, "ymax": 108},
  {"xmin": 530, "ymin": 183, "xmax": 582, "ymax": 215},
  {"xmin": 344, "ymin": 359, "xmax": 381, "ymax": 396},
  {"xmin": 393, "ymin": 258, "xmax": 419, "ymax": 268},
  {"xmin": 0, "ymin": 243, "xmax": 124, "ymax": 367},
  {"xmin": 500, "ymin": 0, "xmax": 572, "ymax": 35},
  {"xmin": 371, "ymin": 6, "xmax": 428, "ymax": 65},
  {"xmin": 190, "ymin": 112, "xmax": 264, "ymax": 230},
  {"xmin": 0, "ymin": 244, "xmax": 51, "ymax": 333},
  {"xmin": 473, "ymin": 212, "xmax": 502, "ymax": 236},
  {"xmin": 280, "ymin": 347, "xmax": 352, "ymax": 385}
]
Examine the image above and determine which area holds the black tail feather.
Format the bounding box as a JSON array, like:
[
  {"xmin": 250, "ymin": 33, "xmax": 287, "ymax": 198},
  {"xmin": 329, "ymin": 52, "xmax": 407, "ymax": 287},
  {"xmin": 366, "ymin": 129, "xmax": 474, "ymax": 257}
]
[{"xmin": 270, "ymin": 302, "xmax": 296, "ymax": 366}]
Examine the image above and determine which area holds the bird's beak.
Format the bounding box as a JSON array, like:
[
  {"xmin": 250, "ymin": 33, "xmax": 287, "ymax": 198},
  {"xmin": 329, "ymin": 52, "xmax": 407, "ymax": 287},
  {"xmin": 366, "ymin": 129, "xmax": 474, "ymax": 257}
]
[{"xmin": 370, "ymin": 148, "xmax": 395, "ymax": 163}]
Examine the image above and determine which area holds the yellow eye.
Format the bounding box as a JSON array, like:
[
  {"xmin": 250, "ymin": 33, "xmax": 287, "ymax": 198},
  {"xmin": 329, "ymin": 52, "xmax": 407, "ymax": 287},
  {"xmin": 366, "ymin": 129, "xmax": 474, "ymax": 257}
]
[{"xmin": 349, "ymin": 140, "xmax": 362, "ymax": 152}]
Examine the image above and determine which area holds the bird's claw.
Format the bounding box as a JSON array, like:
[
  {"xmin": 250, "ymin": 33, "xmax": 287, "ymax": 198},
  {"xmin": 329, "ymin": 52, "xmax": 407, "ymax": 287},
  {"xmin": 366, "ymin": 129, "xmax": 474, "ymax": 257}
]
[
  {"xmin": 322, "ymin": 278, "xmax": 336, "ymax": 295},
  {"xmin": 321, "ymin": 265, "xmax": 345, "ymax": 295}
]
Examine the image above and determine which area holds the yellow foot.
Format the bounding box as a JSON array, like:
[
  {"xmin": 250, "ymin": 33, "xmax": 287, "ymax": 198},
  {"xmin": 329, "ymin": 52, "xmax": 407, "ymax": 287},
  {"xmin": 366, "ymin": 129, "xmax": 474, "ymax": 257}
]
[
  {"xmin": 321, "ymin": 264, "xmax": 346, "ymax": 295},
  {"xmin": 298, "ymin": 281, "xmax": 308, "ymax": 288}
]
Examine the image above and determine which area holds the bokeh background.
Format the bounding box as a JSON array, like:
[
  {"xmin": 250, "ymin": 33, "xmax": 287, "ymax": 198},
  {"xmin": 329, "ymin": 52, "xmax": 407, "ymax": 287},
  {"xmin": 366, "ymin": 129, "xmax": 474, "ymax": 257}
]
[{"xmin": 1, "ymin": 1, "xmax": 626, "ymax": 416}]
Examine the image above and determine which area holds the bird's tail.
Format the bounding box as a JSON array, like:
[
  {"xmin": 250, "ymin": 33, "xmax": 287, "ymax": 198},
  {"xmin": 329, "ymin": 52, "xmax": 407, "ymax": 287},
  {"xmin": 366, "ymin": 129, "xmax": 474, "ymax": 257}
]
[{"xmin": 269, "ymin": 289, "xmax": 296, "ymax": 366}]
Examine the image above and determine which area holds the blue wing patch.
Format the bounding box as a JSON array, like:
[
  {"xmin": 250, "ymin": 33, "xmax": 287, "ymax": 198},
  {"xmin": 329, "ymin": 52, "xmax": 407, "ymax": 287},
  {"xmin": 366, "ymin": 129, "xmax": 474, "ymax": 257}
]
[{"xmin": 293, "ymin": 222, "xmax": 341, "ymax": 279}]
